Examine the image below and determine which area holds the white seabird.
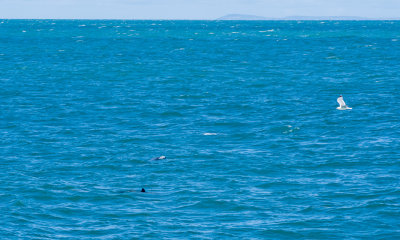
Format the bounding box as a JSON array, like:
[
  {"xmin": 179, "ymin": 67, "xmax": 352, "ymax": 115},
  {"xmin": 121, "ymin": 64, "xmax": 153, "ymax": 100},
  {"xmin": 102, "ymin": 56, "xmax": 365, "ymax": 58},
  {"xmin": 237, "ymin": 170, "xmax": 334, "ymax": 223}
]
[{"xmin": 337, "ymin": 95, "xmax": 352, "ymax": 110}]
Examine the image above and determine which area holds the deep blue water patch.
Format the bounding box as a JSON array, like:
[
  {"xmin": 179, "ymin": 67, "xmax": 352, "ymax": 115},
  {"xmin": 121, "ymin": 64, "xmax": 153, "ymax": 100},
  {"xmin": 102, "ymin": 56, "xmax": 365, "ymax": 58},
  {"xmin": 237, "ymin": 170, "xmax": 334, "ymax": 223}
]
[{"xmin": 0, "ymin": 20, "xmax": 400, "ymax": 239}]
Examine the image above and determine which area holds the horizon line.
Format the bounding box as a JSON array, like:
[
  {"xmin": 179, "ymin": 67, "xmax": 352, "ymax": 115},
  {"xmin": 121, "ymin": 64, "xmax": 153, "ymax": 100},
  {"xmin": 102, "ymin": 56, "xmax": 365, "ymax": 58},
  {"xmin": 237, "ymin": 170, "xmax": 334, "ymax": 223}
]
[{"xmin": 1, "ymin": 18, "xmax": 400, "ymax": 21}]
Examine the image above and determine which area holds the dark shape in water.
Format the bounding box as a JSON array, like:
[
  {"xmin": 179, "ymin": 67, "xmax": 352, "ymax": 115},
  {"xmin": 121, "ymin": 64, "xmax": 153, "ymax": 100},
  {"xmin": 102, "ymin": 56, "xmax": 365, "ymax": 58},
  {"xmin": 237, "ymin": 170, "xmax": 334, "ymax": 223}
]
[{"xmin": 141, "ymin": 188, "xmax": 146, "ymax": 192}]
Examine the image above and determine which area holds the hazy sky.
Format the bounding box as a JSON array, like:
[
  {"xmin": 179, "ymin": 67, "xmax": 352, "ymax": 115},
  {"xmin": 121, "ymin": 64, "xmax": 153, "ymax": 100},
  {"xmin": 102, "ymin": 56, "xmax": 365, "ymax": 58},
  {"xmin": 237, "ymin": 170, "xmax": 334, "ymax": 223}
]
[{"xmin": 0, "ymin": 0, "xmax": 399, "ymax": 19}]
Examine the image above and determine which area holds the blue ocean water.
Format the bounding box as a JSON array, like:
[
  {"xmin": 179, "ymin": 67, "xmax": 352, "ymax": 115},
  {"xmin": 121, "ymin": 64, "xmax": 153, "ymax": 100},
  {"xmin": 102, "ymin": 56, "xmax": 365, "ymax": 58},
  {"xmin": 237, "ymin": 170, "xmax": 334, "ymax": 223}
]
[{"xmin": 1, "ymin": 19, "xmax": 400, "ymax": 239}]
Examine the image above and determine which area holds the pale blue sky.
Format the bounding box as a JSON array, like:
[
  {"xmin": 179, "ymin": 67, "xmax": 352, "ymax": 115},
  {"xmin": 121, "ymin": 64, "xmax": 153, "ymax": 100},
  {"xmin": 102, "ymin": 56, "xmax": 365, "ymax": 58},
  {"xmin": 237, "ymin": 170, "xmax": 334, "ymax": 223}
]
[{"xmin": 0, "ymin": 0, "xmax": 399, "ymax": 19}]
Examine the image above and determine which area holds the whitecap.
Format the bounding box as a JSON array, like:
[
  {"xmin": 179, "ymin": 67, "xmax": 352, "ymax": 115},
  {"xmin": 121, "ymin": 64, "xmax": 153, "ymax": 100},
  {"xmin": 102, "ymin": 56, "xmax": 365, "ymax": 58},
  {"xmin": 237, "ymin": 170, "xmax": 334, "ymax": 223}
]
[{"xmin": 203, "ymin": 133, "xmax": 217, "ymax": 136}]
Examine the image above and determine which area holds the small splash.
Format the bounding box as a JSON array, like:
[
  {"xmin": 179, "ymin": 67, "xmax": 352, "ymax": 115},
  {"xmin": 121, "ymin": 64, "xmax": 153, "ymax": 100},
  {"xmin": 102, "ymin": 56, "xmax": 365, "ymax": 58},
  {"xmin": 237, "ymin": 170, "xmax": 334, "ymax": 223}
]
[
  {"xmin": 22, "ymin": 30, "xmax": 26, "ymax": 33},
  {"xmin": 326, "ymin": 56, "xmax": 339, "ymax": 59},
  {"xmin": 283, "ymin": 125, "xmax": 300, "ymax": 134},
  {"xmin": 209, "ymin": 32, "xmax": 215, "ymax": 35},
  {"xmin": 203, "ymin": 133, "xmax": 217, "ymax": 136}
]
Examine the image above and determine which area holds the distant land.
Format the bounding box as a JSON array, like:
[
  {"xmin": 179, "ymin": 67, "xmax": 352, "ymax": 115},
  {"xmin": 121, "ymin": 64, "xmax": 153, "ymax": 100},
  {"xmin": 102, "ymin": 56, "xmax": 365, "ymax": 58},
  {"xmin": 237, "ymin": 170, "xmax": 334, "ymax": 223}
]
[{"xmin": 217, "ymin": 14, "xmax": 400, "ymax": 20}]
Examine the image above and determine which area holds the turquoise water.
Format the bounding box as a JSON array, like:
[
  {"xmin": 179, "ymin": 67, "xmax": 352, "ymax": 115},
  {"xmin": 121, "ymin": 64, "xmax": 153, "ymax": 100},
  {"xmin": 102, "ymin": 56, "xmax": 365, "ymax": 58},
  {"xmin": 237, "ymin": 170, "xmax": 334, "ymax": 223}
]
[{"xmin": 1, "ymin": 20, "xmax": 400, "ymax": 239}]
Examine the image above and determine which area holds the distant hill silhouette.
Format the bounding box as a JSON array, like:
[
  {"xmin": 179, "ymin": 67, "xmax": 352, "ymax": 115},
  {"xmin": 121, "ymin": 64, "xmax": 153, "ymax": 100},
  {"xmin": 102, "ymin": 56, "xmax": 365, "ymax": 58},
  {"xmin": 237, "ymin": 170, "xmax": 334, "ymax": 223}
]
[{"xmin": 217, "ymin": 14, "xmax": 399, "ymax": 20}]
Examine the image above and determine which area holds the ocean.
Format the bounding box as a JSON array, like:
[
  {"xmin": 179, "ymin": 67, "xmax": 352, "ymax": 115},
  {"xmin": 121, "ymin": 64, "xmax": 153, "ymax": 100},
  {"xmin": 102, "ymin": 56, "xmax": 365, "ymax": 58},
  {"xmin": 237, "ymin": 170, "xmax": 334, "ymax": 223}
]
[{"xmin": 0, "ymin": 20, "xmax": 399, "ymax": 239}]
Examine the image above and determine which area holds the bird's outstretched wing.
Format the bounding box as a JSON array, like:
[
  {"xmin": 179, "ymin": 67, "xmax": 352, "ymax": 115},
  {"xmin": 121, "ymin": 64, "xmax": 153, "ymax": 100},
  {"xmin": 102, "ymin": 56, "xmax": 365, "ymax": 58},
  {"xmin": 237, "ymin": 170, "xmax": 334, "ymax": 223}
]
[{"xmin": 337, "ymin": 96, "xmax": 346, "ymax": 108}]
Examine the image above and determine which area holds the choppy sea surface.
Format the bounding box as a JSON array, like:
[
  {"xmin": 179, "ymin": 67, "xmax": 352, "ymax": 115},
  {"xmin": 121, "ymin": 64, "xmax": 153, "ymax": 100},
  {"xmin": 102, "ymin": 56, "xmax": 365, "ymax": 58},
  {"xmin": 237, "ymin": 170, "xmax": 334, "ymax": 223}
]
[{"xmin": 1, "ymin": 20, "xmax": 400, "ymax": 239}]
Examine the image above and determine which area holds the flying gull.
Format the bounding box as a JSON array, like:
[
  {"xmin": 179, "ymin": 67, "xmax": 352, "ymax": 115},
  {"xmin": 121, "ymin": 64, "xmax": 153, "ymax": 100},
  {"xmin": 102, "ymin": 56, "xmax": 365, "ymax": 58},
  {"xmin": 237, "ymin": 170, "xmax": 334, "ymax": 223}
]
[{"xmin": 337, "ymin": 95, "xmax": 352, "ymax": 110}]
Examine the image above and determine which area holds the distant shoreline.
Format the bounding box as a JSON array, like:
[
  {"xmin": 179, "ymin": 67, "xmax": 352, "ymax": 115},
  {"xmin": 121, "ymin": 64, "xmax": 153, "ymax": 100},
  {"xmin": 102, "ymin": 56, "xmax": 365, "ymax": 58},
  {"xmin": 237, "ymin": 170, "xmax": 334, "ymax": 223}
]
[{"xmin": 1, "ymin": 18, "xmax": 400, "ymax": 21}]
